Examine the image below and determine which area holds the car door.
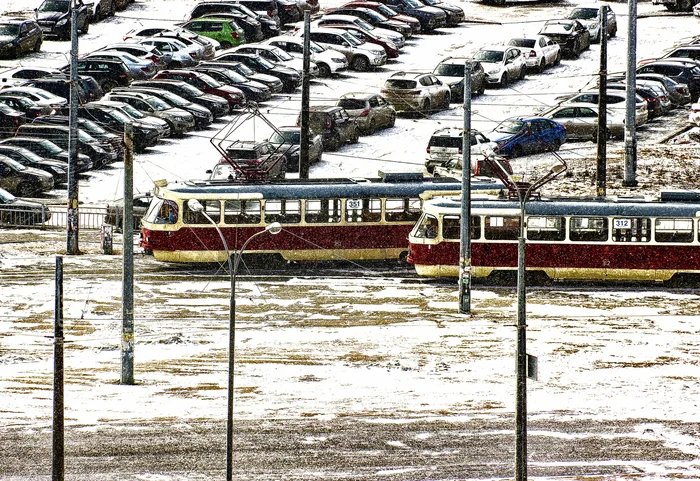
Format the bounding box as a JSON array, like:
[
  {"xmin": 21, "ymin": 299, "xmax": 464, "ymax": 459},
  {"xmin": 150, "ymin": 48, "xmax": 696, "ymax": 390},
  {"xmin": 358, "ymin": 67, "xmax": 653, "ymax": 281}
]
[
  {"xmin": 504, "ymin": 49, "xmax": 518, "ymax": 78},
  {"xmin": 551, "ymin": 106, "xmax": 586, "ymax": 139}
]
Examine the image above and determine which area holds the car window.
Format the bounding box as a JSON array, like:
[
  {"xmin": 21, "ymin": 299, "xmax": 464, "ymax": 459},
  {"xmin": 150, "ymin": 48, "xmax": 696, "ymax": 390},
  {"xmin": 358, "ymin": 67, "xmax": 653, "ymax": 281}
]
[
  {"xmin": 419, "ymin": 76, "xmax": 432, "ymax": 86},
  {"xmin": 369, "ymin": 96, "xmax": 380, "ymax": 108},
  {"xmin": 552, "ymin": 108, "xmax": 575, "ymax": 118},
  {"xmin": 338, "ymin": 98, "xmax": 366, "ymax": 110}
]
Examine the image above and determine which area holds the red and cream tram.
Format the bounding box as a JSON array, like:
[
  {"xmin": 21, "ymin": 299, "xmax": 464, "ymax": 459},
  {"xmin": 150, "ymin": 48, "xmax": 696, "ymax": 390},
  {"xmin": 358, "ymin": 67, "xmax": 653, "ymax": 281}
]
[
  {"xmin": 407, "ymin": 191, "xmax": 700, "ymax": 282},
  {"xmin": 140, "ymin": 173, "xmax": 504, "ymax": 263}
]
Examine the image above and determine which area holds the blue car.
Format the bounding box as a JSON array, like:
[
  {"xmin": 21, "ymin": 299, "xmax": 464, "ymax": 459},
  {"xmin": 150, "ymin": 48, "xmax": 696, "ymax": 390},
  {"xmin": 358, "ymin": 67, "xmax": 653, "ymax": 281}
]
[{"xmin": 489, "ymin": 116, "xmax": 566, "ymax": 158}]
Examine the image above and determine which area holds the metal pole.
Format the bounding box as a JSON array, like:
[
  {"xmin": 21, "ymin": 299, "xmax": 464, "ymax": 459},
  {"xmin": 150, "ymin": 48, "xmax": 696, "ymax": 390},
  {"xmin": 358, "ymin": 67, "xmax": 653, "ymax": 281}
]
[
  {"xmin": 52, "ymin": 256, "xmax": 64, "ymax": 481},
  {"xmin": 66, "ymin": 0, "xmax": 80, "ymax": 254},
  {"xmin": 623, "ymin": 0, "xmax": 638, "ymax": 186},
  {"xmin": 596, "ymin": 5, "xmax": 608, "ymax": 199},
  {"xmin": 121, "ymin": 122, "xmax": 134, "ymax": 385},
  {"xmin": 458, "ymin": 61, "xmax": 472, "ymax": 314},
  {"xmin": 515, "ymin": 188, "xmax": 527, "ymax": 481},
  {"xmin": 299, "ymin": 11, "xmax": 311, "ymax": 179}
]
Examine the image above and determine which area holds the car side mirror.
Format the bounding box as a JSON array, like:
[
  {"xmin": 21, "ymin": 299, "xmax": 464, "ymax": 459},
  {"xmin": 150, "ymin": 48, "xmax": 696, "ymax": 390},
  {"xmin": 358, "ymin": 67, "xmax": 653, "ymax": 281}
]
[{"xmin": 342, "ymin": 42, "xmax": 350, "ymax": 47}]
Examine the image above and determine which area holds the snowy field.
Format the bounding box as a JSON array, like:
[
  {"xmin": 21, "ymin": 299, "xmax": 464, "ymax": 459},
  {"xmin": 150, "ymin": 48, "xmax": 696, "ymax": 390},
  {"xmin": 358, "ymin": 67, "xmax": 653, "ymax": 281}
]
[{"xmin": 3, "ymin": 0, "xmax": 700, "ymax": 479}]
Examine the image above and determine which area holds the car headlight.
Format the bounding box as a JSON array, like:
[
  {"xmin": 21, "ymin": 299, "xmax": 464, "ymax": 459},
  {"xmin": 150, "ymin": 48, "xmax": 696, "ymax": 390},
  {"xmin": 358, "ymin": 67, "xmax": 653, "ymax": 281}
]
[
  {"xmin": 56, "ymin": 18, "xmax": 69, "ymax": 26},
  {"xmin": 53, "ymin": 167, "xmax": 66, "ymax": 174},
  {"xmin": 176, "ymin": 116, "xmax": 189, "ymax": 121},
  {"xmin": 488, "ymin": 68, "xmax": 501, "ymax": 75}
]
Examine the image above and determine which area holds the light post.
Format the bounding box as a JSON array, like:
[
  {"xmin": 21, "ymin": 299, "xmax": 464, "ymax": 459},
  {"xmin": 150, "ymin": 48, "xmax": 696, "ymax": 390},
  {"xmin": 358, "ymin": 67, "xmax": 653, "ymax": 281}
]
[
  {"xmin": 186, "ymin": 199, "xmax": 282, "ymax": 481},
  {"xmin": 512, "ymin": 161, "xmax": 566, "ymax": 481}
]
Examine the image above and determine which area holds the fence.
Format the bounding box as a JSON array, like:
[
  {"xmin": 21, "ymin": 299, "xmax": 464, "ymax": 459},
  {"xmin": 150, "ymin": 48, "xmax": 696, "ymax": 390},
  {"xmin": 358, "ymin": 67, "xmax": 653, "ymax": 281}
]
[{"xmin": 0, "ymin": 204, "xmax": 109, "ymax": 230}]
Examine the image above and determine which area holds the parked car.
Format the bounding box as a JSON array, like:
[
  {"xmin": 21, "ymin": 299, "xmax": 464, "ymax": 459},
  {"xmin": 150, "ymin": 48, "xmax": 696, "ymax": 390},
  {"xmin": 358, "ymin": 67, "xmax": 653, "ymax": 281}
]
[
  {"xmin": 507, "ymin": 35, "xmax": 561, "ymax": 73},
  {"xmin": 275, "ymin": 0, "xmax": 303, "ymax": 25},
  {"xmin": 267, "ymin": 126, "xmax": 323, "ymax": 172},
  {"xmin": 104, "ymin": 191, "xmax": 153, "ymax": 230},
  {"xmin": 114, "ymin": 86, "xmax": 213, "ymax": 129},
  {"xmin": 322, "ymin": 23, "xmax": 400, "ymax": 59},
  {"xmin": 326, "ymin": 7, "xmax": 413, "ymax": 38},
  {"xmin": 0, "ymin": 153, "xmax": 54, "ymax": 197},
  {"xmin": 153, "ymin": 69, "xmax": 246, "ymax": 111},
  {"xmin": 473, "ymin": 45, "xmax": 527, "ymax": 88},
  {"xmin": 341, "ymin": 1, "xmax": 422, "ymax": 33},
  {"xmin": 373, "ymin": 0, "xmax": 446, "ymax": 31},
  {"xmin": 77, "ymin": 103, "xmax": 162, "ymax": 153},
  {"xmin": 635, "ymin": 72, "xmax": 692, "ymax": 106},
  {"xmin": 488, "ymin": 116, "xmax": 567, "ymax": 158},
  {"xmin": 22, "ymin": 77, "xmax": 88, "ymax": 103},
  {"xmin": 0, "ymin": 137, "xmax": 92, "ymax": 172},
  {"xmin": 91, "ymin": 0, "xmax": 115, "ymax": 21},
  {"xmin": 559, "ymin": 90, "xmax": 649, "ymax": 126},
  {"xmin": 34, "ymin": 0, "xmax": 91, "ymax": 39},
  {"xmin": 296, "ymin": 106, "xmax": 359, "ymax": 151},
  {"xmin": 16, "ymin": 123, "xmax": 113, "ymax": 168},
  {"xmin": 414, "ymin": 0, "xmax": 463, "ymax": 27},
  {"xmin": 424, "ymin": 127, "xmax": 498, "ymax": 174},
  {"xmin": 636, "ymin": 60, "xmax": 700, "ymax": 101},
  {"xmin": 137, "ymin": 37, "xmax": 199, "ymax": 69},
  {"xmin": 32, "ymin": 115, "xmax": 124, "ymax": 162},
  {"xmin": 0, "ymin": 66, "xmax": 63, "ymax": 86},
  {"xmin": 102, "ymin": 91, "xmax": 196, "ymax": 135},
  {"xmin": 298, "ymin": 28, "xmax": 387, "ymax": 71},
  {"xmin": 381, "ymin": 71, "xmax": 451, "ymax": 114},
  {"xmin": 337, "ymin": 92, "xmax": 396, "ymax": 134},
  {"xmin": 539, "ymin": 103, "xmax": 624, "ymax": 141},
  {"xmin": 132, "ymin": 79, "xmax": 230, "ymax": 118},
  {"xmin": 0, "ymin": 86, "xmax": 67, "ymax": 109},
  {"xmin": 89, "ymin": 100, "xmax": 171, "ymax": 139},
  {"xmin": 538, "ymin": 19, "xmax": 591, "ymax": 58},
  {"xmin": 199, "ymin": 60, "xmax": 284, "ymax": 93},
  {"xmin": 566, "ymin": 4, "xmax": 617, "ymax": 43},
  {"xmin": 219, "ymin": 140, "xmax": 286, "ymax": 180},
  {"xmin": 0, "ymin": 103, "xmax": 25, "ymax": 137},
  {"xmin": 0, "ymin": 95, "xmax": 52, "ymax": 120},
  {"xmin": 432, "ymin": 154, "xmax": 513, "ymax": 179},
  {"xmin": 0, "ymin": 186, "xmax": 51, "ymax": 225},
  {"xmin": 99, "ymin": 42, "xmax": 172, "ymax": 70},
  {"xmin": 0, "ymin": 145, "xmax": 68, "ymax": 184},
  {"xmin": 180, "ymin": 17, "xmax": 246, "ymax": 49},
  {"xmin": 69, "ymin": 58, "xmax": 133, "ymax": 91},
  {"xmin": 233, "ymin": 0, "xmax": 281, "ymax": 27},
  {"xmin": 432, "ymin": 57, "xmax": 486, "ymax": 100},
  {"xmin": 313, "ymin": 14, "xmax": 405, "ymax": 49},
  {"xmin": 199, "ymin": 12, "xmax": 264, "ymax": 43},
  {"xmin": 0, "ymin": 18, "xmax": 43, "ymax": 59},
  {"xmin": 212, "ymin": 52, "xmax": 301, "ymax": 92},
  {"xmin": 193, "ymin": 66, "xmax": 272, "ymax": 102},
  {"xmin": 264, "ymin": 35, "xmax": 349, "ymax": 77},
  {"xmin": 660, "ymin": 45, "xmax": 700, "ymax": 63},
  {"xmin": 187, "ymin": 2, "xmax": 279, "ymax": 38},
  {"xmin": 135, "ymin": 29, "xmax": 217, "ymax": 59},
  {"xmin": 232, "ymin": 44, "xmax": 319, "ymax": 76},
  {"xmin": 85, "ymin": 51, "xmax": 157, "ymax": 80},
  {"xmin": 607, "ymin": 82, "xmax": 669, "ymax": 119}
]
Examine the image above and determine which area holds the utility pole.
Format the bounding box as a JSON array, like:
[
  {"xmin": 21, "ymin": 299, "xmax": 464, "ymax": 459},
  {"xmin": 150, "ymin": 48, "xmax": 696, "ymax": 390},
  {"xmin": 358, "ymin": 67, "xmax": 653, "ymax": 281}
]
[
  {"xmin": 298, "ymin": 11, "xmax": 311, "ymax": 179},
  {"xmin": 596, "ymin": 5, "xmax": 608, "ymax": 199},
  {"xmin": 624, "ymin": 0, "xmax": 638, "ymax": 187},
  {"xmin": 458, "ymin": 61, "xmax": 472, "ymax": 314},
  {"xmin": 52, "ymin": 256, "xmax": 65, "ymax": 481},
  {"xmin": 66, "ymin": 0, "xmax": 80, "ymax": 254},
  {"xmin": 121, "ymin": 123, "xmax": 134, "ymax": 385}
]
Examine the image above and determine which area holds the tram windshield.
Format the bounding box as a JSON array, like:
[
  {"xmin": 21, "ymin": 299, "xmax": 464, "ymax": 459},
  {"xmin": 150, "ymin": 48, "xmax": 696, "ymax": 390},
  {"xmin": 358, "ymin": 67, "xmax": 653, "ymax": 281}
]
[{"xmin": 413, "ymin": 214, "xmax": 439, "ymax": 239}]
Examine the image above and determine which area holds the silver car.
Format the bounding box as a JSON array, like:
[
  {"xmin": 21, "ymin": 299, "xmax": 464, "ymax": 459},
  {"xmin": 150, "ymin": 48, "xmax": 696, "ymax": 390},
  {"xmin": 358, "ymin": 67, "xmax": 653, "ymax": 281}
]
[
  {"xmin": 336, "ymin": 92, "xmax": 396, "ymax": 134},
  {"xmin": 85, "ymin": 51, "xmax": 157, "ymax": 80},
  {"xmin": 138, "ymin": 38, "xmax": 199, "ymax": 68},
  {"xmin": 102, "ymin": 91, "xmax": 195, "ymax": 135}
]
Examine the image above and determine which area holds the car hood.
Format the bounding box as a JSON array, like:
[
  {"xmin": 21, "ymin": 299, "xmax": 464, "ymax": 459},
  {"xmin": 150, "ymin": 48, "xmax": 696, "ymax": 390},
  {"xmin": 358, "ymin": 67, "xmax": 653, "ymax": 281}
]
[
  {"xmin": 201, "ymin": 93, "xmax": 229, "ymax": 104},
  {"xmin": 250, "ymin": 72, "xmax": 282, "ymax": 84},
  {"xmin": 25, "ymin": 165, "xmax": 54, "ymax": 180},
  {"xmin": 2, "ymin": 196, "xmax": 46, "ymax": 208},
  {"xmin": 435, "ymin": 3, "xmax": 462, "ymax": 13},
  {"xmin": 413, "ymin": 5, "xmax": 445, "ymax": 16},
  {"xmin": 0, "ymin": 35, "xmax": 17, "ymax": 45},
  {"xmin": 36, "ymin": 11, "xmax": 67, "ymax": 21},
  {"xmin": 395, "ymin": 14, "xmax": 420, "ymax": 24},
  {"xmin": 435, "ymin": 75, "xmax": 462, "ymax": 86},
  {"xmin": 488, "ymin": 131, "xmax": 516, "ymax": 143}
]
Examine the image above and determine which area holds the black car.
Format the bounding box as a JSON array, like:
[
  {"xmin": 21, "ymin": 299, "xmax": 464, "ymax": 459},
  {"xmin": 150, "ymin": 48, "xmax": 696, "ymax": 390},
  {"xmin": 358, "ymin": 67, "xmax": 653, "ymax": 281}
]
[
  {"xmin": 0, "ymin": 186, "xmax": 51, "ymax": 225},
  {"xmin": 15, "ymin": 123, "xmax": 113, "ymax": 168},
  {"xmin": 23, "ymin": 77, "xmax": 89, "ymax": 103},
  {"xmin": 113, "ymin": 86, "xmax": 214, "ymax": 129},
  {"xmin": 375, "ymin": 0, "xmax": 446, "ymax": 31},
  {"xmin": 199, "ymin": 60, "xmax": 284, "ymax": 93},
  {"xmin": 0, "ymin": 153, "xmax": 54, "ymax": 197},
  {"xmin": 218, "ymin": 140, "xmax": 285, "ymax": 180},
  {"xmin": 296, "ymin": 106, "xmax": 359, "ymax": 151},
  {"xmin": 32, "ymin": 115, "xmax": 124, "ymax": 162},
  {"xmin": 35, "ymin": 0, "xmax": 91, "ymax": 39},
  {"xmin": 0, "ymin": 18, "xmax": 43, "ymax": 59},
  {"xmin": 194, "ymin": 66, "xmax": 272, "ymax": 102},
  {"xmin": 0, "ymin": 145, "xmax": 68, "ymax": 184},
  {"xmin": 275, "ymin": 0, "xmax": 302, "ymax": 25},
  {"xmin": 267, "ymin": 126, "xmax": 323, "ymax": 172},
  {"xmin": 235, "ymin": 0, "xmax": 281, "ymax": 27},
  {"xmin": 77, "ymin": 103, "xmax": 161, "ymax": 153},
  {"xmin": 0, "ymin": 137, "xmax": 93, "ymax": 172},
  {"xmin": 66, "ymin": 58, "xmax": 133, "ymax": 92},
  {"xmin": 0, "ymin": 95, "xmax": 52, "ymax": 120},
  {"xmin": 637, "ymin": 60, "xmax": 700, "ymax": 101},
  {"xmin": 213, "ymin": 52, "xmax": 300, "ymax": 93},
  {"xmin": 415, "ymin": 0, "xmax": 463, "ymax": 27},
  {"xmin": 131, "ymin": 79, "xmax": 230, "ymax": 119},
  {"xmin": 538, "ymin": 19, "xmax": 591, "ymax": 58},
  {"xmin": 0, "ymin": 103, "xmax": 25, "ymax": 138}
]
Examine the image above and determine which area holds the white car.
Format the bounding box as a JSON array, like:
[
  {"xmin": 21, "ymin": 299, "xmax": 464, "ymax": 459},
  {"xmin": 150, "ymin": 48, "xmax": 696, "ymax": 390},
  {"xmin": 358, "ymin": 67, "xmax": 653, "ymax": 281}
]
[
  {"xmin": 0, "ymin": 67, "xmax": 63, "ymax": 87},
  {"xmin": 507, "ymin": 35, "xmax": 561, "ymax": 73},
  {"xmin": 296, "ymin": 28, "xmax": 387, "ymax": 72},
  {"xmin": 230, "ymin": 44, "xmax": 319, "ymax": 77},
  {"xmin": 312, "ymin": 15, "xmax": 405, "ymax": 49},
  {"xmin": 138, "ymin": 37, "xmax": 199, "ymax": 68},
  {"xmin": 84, "ymin": 51, "xmax": 158, "ymax": 80},
  {"xmin": 473, "ymin": 45, "xmax": 527, "ymax": 88},
  {"xmin": 558, "ymin": 90, "xmax": 648, "ymax": 126},
  {"xmin": 263, "ymin": 35, "xmax": 349, "ymax": 77},
  {"xmin": 540, "ymin": 103, "xmax": 625, "ymax": 141},
  {"xmin": 0, "ymin": 86, "xmax": 67, "ymax": 107}
]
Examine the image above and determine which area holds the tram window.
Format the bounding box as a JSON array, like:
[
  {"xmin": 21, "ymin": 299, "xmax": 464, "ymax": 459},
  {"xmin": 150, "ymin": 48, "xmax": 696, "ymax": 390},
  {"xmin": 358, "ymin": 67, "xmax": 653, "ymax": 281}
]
[
  {"xmin": 485, "ymin": 216, "xmax": 519, "ymax": 241},
  {"xmin": 413, "ymin": 214, "xmax": 438, "ymax": 239},
  {"xmin": 264, "ymin": 199, "xmax": 301, "ymax": 224},
  {"xmin": 612, "ymin": 217, "xmax": 650, "ymax": 242},
  {"xmin": 570, "ymin": 217, "xmax": 608, "ymax": 242},
  {"xmin": 385, "ymin": 198, "xmax": 421, "ymax": 222},
  {"xmin": 183, "ymin": 199, "xmax": 219, "ymax": 224},
  {"xmin": 305, "ymin": 199, "xmax": 342, "ymax": 223},
  {"xmin": 527, "ymin": 216, "xmax": 565, "ymax": 241},
  {"xmin": 345, "ymin": 198, "xmax": 381, "ymax": 222},
  {"xmin": 655, "ymin": 218, "xmax": 693, "ymax": 243},
  {"xmin": 223, "ymin": 200, "xmax": 261, "ymax": 224},
  {"xmin": 442, "ymin": 216, "xmax": 481, "ymax": 240}
]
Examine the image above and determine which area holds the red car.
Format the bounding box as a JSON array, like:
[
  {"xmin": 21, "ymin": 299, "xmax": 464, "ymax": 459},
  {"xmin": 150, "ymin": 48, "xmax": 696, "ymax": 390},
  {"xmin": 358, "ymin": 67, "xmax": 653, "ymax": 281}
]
[
  {"xmin": 341, "ymin": 1, "xmax": 422, "ymax": 33},
  {"xmin": 321, "ymin": 23, "xmax": 400, "ymax": 59},
  {"xmin": 153, "ymin": 69, "xmax": 246, "ymax": 111}
]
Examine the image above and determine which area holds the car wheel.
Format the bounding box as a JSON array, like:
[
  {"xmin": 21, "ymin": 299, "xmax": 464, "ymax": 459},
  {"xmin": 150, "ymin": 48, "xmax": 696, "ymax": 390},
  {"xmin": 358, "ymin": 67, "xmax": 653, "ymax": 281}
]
[
  {"xmin": 550, "ymin": 139, "xmax": 561, "ymax": 152},
  {"xmin": 537, "ymin": 58, "xmax": 545, "ymax": 74},
  {"xmin": 388, "ymin": 112, "xmax": 396, "ymax": 127},
  {"xmin": 81, "ymin": 20, "xmax": 90, "ymax": 34},
  {"xmin": 34, "ymin": 39, "xmax": 42, "ymax": 52},
  {"xmin": 318, "ymin": 63, "xmax": 331, "ymax": 78},
  {"xmin": 519, "ymin": 67, "xmax": 526, "ymax": 80},
  {"xmin": 477, "ymin": 82, "xmax": 485, "ymax": 95},
  {"xmin": 327, "ymin": 132, "xmax": 341, "ymax": 151},
  {"xmin": 421, "ymin": 98, "xmax": 430, "ymax": 113},
  {"xmin": 511, "ymin": 145, "xmax": 523, "ymax": 158},
  {"xmin": 443, "ymin": 92, "xmax": 451, "ymax": 109},
  {"xmin": 554, "ymin": 51, "xmax": 561, "ymax": 66},
  {"xmin": 102, "ymin": 80, "xmax": 118, "ymax": 92},
  {"xmin": 500, "ymin": 73, "xmax": 508, "ymax": 88},
  {"xmin": 368, "ymin": 118, "xmax": 377, "ymax": 134},
  {"xmin": 351, "ymin": 127, "xmax": 359, "ymax": 143},
  {"xmin": 351, "ymin": 55, "xmax": 369, "ymax": 72},
  {"xmin": 610, "ymin": 26, "xmax": 617, "ymax": 38},
  {"xmin": 220, "ymin": 41, "xmax": 232, "ymax": 49},
  {"xmin": 17, "ymin": 182, "xmax": 36, "ymax": 197}
]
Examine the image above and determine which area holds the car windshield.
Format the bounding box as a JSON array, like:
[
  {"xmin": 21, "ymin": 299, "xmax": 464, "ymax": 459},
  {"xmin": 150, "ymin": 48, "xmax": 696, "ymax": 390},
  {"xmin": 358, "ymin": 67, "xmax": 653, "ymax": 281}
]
[
  {"xmin": 364, "ymin": 10, "xmax": 388, "ymax": 22},
  {"xmin": 145, "ymin": 97, "xmax": 171, "ymax": 111},
  {"xmin": 0, "ymin": 103, "xmax": 16, "ymax": 114},
  {"xmin": 3, "ymin": 157, "xmax": 26, "ymax": 170},
  {"xmin": 342, "ymin": 32, "xmax": 363, "ymax": 46},
  {"xmin": 255, "ymin": 56, "xmax": 275, "ymax": 69},
  {"xmin": 568, "ymin": 8, "xmax": 598, "ymax": 20},
  {"xmin": 270, "ymin": 130, "xmax": 300, "ymax": 144},
  {"xmin": 106, "ymin": 108, "xmax": 132, "ymax": 123},
  {"xmin": 157, "ymin": 90, "xmax": 190, "ymax": 106},
  {"xmin": 120, "ymin": 104, "xmax": 146, "ymax": 119},
  {"xmin": 309, "ymin": 41, "xmax": 324, "ymax": 53},
  {"xmin": 474, "ymin": 50, "xmax": 504, "ymax": 63},
  {"xmin": 17, "ymin": 149, "xmax": 44, "ymax": 162},
  {"xmin": 508, "ymin": 38, "xmax": 536, "ymax": 48},
  {"xmin": 354, "ymin": 18, "xmax": 374, "ymax": 30},
  {"xmin": 0, "ymin": 24, "xmax": 20, "ymax": 35},
  {"xmin": 377, "ymin": 5, "xmax": 399, "ymax": 17},
  {"xmin": 0, "ymin": 188, "xmax": 15, "ymax": 203},
  {"xmin": 37, "ymin": 140, "xmax": 63, "ymax": 154},
  {"xmin": 178, "ymin": 82, "xmax": 204, "ymax": 96},
  {"xmin": 198, "ymin": 72, "xmax": 222, "ymax": 87},
  {"xmin": 80, "ymin": 118, "xmax": 107, "ymax": 134},
  {"xmin": 233, "ymin": 63, "xmax": 255, "ymax": 76},
  {"xmin": 434, "ymin": 63, "xmax": 465, "ymax": 76},
  {"xmin": 404, "ymin": 0, "xmax": 423, "ymax": 7},
  {"xmin": 270, "ymin": 47, "xmax": 293, "ymax": 61},
  {"xmin": 237, "ymin": 4, "xmax": 258, "ymax": 17},
  {"xmin": 495, "ymin": 119, "xmax": 525, "ymax": 134},
  {"xmin": 38, "ymin": 0, "xmax": 69, "ymax": 12},
  {"xmin": 221, "ymin": 69, "xmax": 247, "ymax": 83},
  {"xmin": 338, "ymin": 98, "xmax": 367, "ymax": 110}
]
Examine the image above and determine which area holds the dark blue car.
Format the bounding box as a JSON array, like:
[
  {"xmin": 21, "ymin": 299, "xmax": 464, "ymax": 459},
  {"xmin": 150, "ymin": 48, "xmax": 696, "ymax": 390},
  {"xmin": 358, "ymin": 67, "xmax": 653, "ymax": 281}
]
[{"xmin": 489, "ymin": 116, "xmax": 566, "ymax": 158}]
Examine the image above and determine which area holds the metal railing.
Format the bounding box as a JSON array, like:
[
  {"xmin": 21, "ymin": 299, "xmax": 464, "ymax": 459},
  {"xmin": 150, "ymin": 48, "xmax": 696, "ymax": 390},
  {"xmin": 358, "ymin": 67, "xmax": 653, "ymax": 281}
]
[{"xmin": 0, "ymin": 204, "xmax": 108, "ymax": 230}]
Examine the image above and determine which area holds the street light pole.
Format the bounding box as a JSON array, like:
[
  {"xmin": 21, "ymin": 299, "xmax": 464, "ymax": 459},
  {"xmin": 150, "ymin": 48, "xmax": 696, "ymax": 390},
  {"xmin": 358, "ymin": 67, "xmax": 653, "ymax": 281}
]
[
  {"xmin": 186, "ymin": 199, "xmax": 281, "ymax": 481},
  {"xmin": 512, "ymin": 161, "xmax": 566, "ymax": 481}
]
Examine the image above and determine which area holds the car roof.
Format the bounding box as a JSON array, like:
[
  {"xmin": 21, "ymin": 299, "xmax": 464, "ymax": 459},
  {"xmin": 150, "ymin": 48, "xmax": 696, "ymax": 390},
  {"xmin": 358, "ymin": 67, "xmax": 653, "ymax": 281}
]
[
  {"xmin": 431, "ymin": 127, "xmax": 463, "ymax": 137},
  {"xmin": 340, "ymin": 92, "xmax": 376, "ymax": 100},
  {"xmin": 319, "ymin": 14, "xmax": 362, "ymax": 22},
  {"xmin": 107, "ymin": 91, "xmax": 156, "ymax": 100},
  {"xmin": 390, "ymin": 71, "xmax": 429, "ymax": 79}
]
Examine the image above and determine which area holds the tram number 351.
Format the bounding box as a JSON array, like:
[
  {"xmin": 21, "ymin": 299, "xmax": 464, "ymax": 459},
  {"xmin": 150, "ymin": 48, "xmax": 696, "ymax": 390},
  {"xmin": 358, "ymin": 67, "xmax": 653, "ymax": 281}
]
[{"xmin": 347, "ymin": 199, "xmax": 363, "ymax": 209}]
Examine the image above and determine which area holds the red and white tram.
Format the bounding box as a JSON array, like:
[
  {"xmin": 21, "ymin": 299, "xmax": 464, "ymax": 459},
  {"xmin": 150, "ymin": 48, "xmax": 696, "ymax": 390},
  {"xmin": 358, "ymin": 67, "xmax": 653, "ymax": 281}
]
[
  {"xmin": 407, "ymin": 191, "xmax": 700, "ymax": 283},
  {"xmin": 140, "ymin": 173, "xmax": 504, "ymax": 263}
]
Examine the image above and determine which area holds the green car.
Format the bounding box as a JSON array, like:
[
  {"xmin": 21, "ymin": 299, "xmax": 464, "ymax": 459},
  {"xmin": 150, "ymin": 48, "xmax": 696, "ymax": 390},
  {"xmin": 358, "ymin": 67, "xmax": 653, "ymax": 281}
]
[{"xmin": 181, "ymin": 18, "xmax": 246, "ymax": 49}]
